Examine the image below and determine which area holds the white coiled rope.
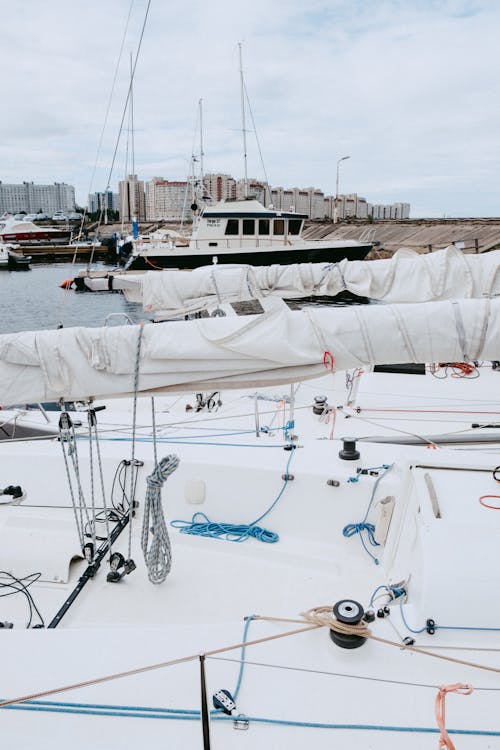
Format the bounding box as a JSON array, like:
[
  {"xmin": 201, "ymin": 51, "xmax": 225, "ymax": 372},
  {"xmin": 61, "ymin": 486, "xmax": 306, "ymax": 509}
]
[{"xmin": 141, "ymin": 454, "xmax": 180, "ymax": 584}]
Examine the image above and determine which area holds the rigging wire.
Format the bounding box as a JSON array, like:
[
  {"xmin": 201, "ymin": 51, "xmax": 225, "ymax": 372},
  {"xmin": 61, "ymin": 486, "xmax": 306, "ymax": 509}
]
[
  {"xmin": 0, "ymin": 571, "xmax": 44, "ymax": 629},
  {"xmin": 88, "ymin": 0, "xmax": 152, "ymax": 269}
]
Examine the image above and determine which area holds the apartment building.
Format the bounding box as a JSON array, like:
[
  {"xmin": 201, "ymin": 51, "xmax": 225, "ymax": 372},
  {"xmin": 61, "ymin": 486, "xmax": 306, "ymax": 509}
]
[
  {"xmin": 145, "ymin": 178, "xmax": 192, "ymax": 220},
  {"xmin": 203, "ymin": 173, "xmax": 236, "ymax": 202},
  {"xmin": 0, "ymin": 181, "xmax": 76, "ymax": 214},
  {"xmin": 118, "ymin": 174, "xmax": 146, "ymax": 221}
]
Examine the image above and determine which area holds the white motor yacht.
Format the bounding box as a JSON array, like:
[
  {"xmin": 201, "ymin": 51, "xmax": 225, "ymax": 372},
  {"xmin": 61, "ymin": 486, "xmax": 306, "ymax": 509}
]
[{"xmin": 121, "ymin": 199, "xmax": 374, "ymax": 270}]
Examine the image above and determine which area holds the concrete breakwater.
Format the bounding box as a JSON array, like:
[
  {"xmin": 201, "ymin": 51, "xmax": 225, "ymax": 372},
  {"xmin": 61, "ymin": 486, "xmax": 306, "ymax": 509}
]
[{"xmin": 303, "ymin": 218, "xmax": 500, "ymax": 257}]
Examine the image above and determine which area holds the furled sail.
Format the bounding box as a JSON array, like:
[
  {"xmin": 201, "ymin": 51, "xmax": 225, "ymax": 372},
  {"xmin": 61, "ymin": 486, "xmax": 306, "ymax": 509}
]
[
  {"xmin": 122, "ymin": 246, "xmax": 500, "ymax": 316},
  {"xmin": 0, "ymin": 298, "xmax": 498, "ymax": 406}
]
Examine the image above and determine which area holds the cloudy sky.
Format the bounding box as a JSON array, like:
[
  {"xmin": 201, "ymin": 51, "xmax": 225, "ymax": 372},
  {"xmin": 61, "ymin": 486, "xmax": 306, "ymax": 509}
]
[{"xmin": 0, "ymin": 0, "xmax": 498, "ymax": 217}]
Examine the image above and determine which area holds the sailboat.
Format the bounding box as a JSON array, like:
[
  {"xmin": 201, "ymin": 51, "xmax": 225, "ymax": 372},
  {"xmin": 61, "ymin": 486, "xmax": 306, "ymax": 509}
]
[{"xmin": 0, "ymin": 296, "xmax": 499, "ymax": 747}]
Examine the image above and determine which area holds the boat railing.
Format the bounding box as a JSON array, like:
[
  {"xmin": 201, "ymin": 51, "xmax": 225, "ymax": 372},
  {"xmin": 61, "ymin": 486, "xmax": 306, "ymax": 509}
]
[{"xmin": 188, "ymin": 235, "xmax": 294, "ymax": 250}]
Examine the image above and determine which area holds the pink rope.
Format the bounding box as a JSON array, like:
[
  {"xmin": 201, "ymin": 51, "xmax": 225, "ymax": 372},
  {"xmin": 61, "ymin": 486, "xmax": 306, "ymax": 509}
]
[{"xmin": 435, "ymin": 683, "xmax": 473, "ymax": 749}]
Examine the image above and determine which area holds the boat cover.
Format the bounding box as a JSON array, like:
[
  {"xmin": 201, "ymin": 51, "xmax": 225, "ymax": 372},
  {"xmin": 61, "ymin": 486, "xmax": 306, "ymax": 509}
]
[
  {"xmin": 121, "ymin": 246, "xmax": 500, "ymax": 315},
  {"xmin": 0, "ymin": 297, "xmax": 498, "ymax": 405}
]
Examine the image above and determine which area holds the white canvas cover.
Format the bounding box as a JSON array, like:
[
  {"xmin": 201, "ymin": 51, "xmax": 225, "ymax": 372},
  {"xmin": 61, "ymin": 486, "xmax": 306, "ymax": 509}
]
[
  {"xmin": 125, "ymin": 246, "xmax": 500, "ymax": 316},
  {"xmin": 0, "ymin": 297, "xmax": 498, "ymax": 406}
]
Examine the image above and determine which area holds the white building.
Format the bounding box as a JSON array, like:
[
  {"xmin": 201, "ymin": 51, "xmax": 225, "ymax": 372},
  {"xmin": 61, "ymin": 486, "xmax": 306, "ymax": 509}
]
[
  {"xmin": 0, "ymin": 181, "xmax": 76, "ymax": 214},
  {"xmin": 145, "ymin": 178, "xmax": 191, "ymax": 221},
  {"xmin": 118, "ymin": 174, "xmax": 145, "ymax": 221}
]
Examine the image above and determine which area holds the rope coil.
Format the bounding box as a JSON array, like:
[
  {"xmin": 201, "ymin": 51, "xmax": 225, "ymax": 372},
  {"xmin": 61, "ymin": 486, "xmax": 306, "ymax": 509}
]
[
  {"xmin": 300, "ymin": 606, "xmax": 371, "ymax": 639},
  {"xmin": 141, "ymin": 455, "xmax": 180, "ymax": 584}
]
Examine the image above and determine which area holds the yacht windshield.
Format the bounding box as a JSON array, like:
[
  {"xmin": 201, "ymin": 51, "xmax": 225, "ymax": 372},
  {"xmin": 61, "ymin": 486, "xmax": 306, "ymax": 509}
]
[
  {"xmin": 289, "ymin": 219, "xmax": 302, "ymax": 235},
  {"xmin": 225, "ymin": 219, "xmax": 239, "ymax": 235}
]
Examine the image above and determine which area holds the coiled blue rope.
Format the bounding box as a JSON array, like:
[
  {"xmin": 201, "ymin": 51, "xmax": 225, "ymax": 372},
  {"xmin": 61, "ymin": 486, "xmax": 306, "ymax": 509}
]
[
  {"xmin": 171, "ymin": 448, "xmax": 295, "ymax": 543},
  {"xmin": 342, "ymin": 464, "xmax": 394, "ymax": 565}
]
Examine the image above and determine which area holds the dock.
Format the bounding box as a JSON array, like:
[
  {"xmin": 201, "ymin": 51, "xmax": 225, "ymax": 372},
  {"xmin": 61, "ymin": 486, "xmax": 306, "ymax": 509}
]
[{"xmin": 14, "ymin": 244, "xmax": 116, "ymax": 264}]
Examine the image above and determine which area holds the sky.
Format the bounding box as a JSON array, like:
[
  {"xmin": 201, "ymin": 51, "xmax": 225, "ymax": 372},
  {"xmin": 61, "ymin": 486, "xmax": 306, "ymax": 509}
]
[{"xmin": 0, "ymin": 0, "xmax": 499, "ymax": 218}]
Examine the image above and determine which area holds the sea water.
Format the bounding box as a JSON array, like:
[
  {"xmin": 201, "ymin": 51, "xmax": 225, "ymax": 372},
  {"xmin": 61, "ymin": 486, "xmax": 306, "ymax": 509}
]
[{"xmin": 0, "ymin": 263, "xmax": 149, "ymax": 334}]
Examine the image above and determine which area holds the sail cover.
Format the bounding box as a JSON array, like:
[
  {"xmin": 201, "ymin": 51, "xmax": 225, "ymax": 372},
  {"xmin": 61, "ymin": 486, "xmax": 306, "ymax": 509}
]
[
  {"xmin": 0, "ymin": 297, "xmax": 498, "ymax": 405},
  {"xmin": 123, "ymin": 246, "xmax": 500, "ymax": 316}
]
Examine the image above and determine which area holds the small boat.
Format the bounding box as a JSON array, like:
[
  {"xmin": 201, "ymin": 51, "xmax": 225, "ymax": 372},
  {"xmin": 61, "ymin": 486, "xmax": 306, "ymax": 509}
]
[
  {"xmin": 120, "ymin": 199, "xmax": 375, "ymax": 270},
  {"xmin": 0, "ymin": 217, "xmax": 71, "ymax": 245},
  {"xmin": 0, "ymin": 243, "xmax": 31, "ymax": 270}
]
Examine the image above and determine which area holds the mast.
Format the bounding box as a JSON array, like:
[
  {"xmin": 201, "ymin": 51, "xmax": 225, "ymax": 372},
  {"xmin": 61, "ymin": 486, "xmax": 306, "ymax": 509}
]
[
  {"xmin": 199, "ymin": 97, "xmax": 204, "ymax": 191},
  {"xmin": 238, "ymin": 42, "xmax": 248, "ymax": 198},
  {"xmin": 130, "ymin": 52, "xmax": 135, "ymax": 177}
]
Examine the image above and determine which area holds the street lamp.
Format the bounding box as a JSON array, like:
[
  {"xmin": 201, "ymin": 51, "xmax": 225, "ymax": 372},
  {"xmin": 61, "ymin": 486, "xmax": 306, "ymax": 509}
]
[{"xmin": 334, "ymin": 155, "xmax": 350, "ymax": 224}]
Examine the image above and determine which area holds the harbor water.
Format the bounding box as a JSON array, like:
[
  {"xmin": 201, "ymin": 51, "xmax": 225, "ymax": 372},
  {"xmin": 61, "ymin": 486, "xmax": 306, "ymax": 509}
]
[
  {"xmin": 0, "ymin": 263, "xmax": 366, "ymax": 335},
  {"xmin": 0, "ymin": 263, "xmax": 149, "ymax": 334}
]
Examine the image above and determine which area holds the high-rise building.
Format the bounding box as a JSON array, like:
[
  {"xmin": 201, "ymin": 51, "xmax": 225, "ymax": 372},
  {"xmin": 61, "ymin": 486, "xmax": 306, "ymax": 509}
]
[
  {"xmin": 0, "ymin": 181, "xmax": 75, "ymax": 214},
  {"xmin": 88, "ymin": 190, "xmax": 119, "ymax": 214},
  {"xmin": 145, "ymin": 178, "xmax": 192, "ymax": 220},
  {"xmin": 118, "ymin": 175, "xmax": 145, "ymax": 221},
  {"xmin": 203, "ymin": 174, "xmax": 236, "ymax": 202}
]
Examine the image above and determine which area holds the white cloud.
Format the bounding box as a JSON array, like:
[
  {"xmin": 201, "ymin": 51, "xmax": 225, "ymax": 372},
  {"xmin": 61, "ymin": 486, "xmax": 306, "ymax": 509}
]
[{"xmin": 0, "ymin": 0, "xmax": 498, "ymax": 216}]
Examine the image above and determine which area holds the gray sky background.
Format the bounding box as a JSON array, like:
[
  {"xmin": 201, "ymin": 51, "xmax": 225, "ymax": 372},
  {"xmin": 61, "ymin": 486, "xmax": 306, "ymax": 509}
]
[{"xmin": 0, "ymin": 0, "xmax": 498, "ymax": 217}]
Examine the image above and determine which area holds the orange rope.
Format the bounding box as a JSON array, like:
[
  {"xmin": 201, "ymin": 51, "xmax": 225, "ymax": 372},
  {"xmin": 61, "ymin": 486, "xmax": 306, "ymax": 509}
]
[
  {"xmin": 435, "ymin": 683, "xmax": 473, "ymax": 749},
  {"xmin": 145, "ymin": 257, "xmax": 164, "ymax": 270},
  {"xmin": 479, "ymin": 495, "xmax": 500, "ymax": 509}
]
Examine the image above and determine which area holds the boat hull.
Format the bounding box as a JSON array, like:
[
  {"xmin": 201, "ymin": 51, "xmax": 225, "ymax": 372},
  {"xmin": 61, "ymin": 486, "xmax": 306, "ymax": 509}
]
[
  {"xmin": 0, "ymin": 230, "xmax": 71, "ymax": 245},
  {"xmin": 125, "ymin": 242, "xmax": 373, "ymax": 270}
]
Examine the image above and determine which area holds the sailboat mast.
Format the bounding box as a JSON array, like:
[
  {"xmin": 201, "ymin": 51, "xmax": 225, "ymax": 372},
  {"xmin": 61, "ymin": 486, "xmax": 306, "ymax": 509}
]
[
  {"xmin": 130, "ymin": 52, "xmax": 135, "ymax": 177},
  {"xmin": 199, "ymin": 97, "xmax": 204, "ymax": 190},
  {"xmin": 238, "ymin": 42, "xmax": 248, "ymax": 198}
]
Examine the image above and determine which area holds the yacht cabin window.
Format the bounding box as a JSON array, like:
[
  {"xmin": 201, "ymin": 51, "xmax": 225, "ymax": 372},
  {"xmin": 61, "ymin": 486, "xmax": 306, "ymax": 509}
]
[
  {"xmin": 273, "ymin": 219, "xmax": 285, "ymax": 235},
  {"xmin": 258, "ymin": 219, "xmax": 270, "ymax": 235},
  {"xmin": 289, "ymin": 219, "xmax": 302, "ymax": 235},
  {"xmin": 225, "ymin": 219, "xmax": 239, "ymax": 235},
  {"xmin": 242, "ymin": 219, "xmax": 255, "ymax": 235}
]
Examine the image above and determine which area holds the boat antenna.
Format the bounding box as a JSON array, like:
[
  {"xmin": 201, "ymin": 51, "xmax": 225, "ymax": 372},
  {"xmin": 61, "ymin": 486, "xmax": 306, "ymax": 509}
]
[{"xmin": 238, "ymin": 41, "xmax": 248, "ymax": 198}]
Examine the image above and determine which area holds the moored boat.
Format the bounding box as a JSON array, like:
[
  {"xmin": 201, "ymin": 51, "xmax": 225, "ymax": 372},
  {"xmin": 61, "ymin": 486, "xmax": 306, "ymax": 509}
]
[
  {"xmin": 120, "ymin": 199, "xmax": 374, "ymax": 270},
  {"xmin": 0, "ymin": 217, "xmax": 71, "ymax": 245}
]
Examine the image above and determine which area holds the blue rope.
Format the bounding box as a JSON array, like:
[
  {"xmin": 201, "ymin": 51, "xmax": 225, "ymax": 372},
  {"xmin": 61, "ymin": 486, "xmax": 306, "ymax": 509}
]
[
  {"xmin": 347, "ymin": 464, "xmax": 391, "ymax": 483},
  {"xmin": 399, "ymin": 599, "xmax": 500, "ymax": 635},
  {"xmin": 342, "ymin": 523, "xmax": 379, "ymax": 564},
  {"xmin": 233, "ymin": 615, "xmax": 255, "ymax": 701},
  {"xmin": 369, "ymin": 584, "xmax": 405, "ymax": 609},
  {"xmin": 87, "ymin": 437, "xmax": 286, "ymax": 449},
  {"xmin": 171, "ymin": 448, "xmax": 295, "ymax": 543},
  {"xmin": 1, "ymin": 700, "xmax": 499, "ymax": 736},
  {"xmin": 342, "ymin": 464, "xmax": 394, "ymax": 565}
]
